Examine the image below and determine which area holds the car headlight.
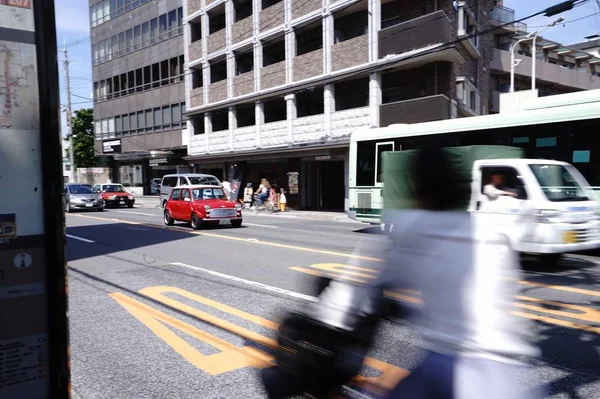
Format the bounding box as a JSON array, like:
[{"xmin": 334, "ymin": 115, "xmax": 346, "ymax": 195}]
[
  {"xmin": 204, "ymin": 205, "xmax": 211, "ymax": 213},
  {"xmin": 535, "ymin": 209, "xmax": 561, "ymax": 223},
  {"xmin": 128, "ymin": 195, "xmax": 134, "ymax": 200},
  {"xmin": 108, "ymin": 195, "xmax": 117, "ymax": 200},
  {"xmin": 235, "ymin": 203, "xmax": 242, "ymax": 211}
]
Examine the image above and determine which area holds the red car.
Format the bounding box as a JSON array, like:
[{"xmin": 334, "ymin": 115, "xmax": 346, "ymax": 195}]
[
  {"xmin": 164, "ymin": 185, "xmax": 242, "ymax": 229},
  {"xmin": 92, "ymin": 183, "xmax": 135, "ymax": 208}
]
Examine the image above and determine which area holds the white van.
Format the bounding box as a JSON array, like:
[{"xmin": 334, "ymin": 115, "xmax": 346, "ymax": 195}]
[
  {"xmin": 470, "ymin": 159, "xmax": 600, "ymax": 261},
  {"xmin": 160, "ymin": 173, "xmax": 221, "ymax": 208}
]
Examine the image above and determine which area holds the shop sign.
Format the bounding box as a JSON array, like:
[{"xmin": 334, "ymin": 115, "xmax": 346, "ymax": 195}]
[
  {"xmin": 102, "ymin": 139, "xmax": 122, "ymax": 154},
  {"xmin": 149, "ymin": 158, "xmax": 169, "ymax": 166},
  {"xmin": 287, "ymin": 172, "xmax": 299, "ymax": 195},
  {"xmin": 315, "ymin": 155, "xmax": 331, "ymax": 161}
]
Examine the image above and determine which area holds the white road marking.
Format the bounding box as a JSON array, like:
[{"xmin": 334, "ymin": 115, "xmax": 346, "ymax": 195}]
[
  {"xmin": 116, "ymin": 210, "xmax": 156, "ymax": 216},
  {"xmin": 243, "ymin": 222, "xmax": 279, "ymax": 229},
  {"xmin": 66, "ymin": 234, "xmax": 95, "ymax": 243},
  {"xmin": 246, "ymin": 238, "xmax": 259, "ymax": 242},
  {"xmin": 170, "ymin": 262, "xmax": 317, "ymax": 302}
]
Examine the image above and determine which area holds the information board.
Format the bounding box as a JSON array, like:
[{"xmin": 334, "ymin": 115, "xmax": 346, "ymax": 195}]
[{"xmin": 0, "ymin": 1, "xmax": 69, "ymax": 397}]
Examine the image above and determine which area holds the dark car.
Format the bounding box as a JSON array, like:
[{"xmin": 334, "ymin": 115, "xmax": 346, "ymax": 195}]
[
  {"xmin": 64, "ymin": 183, "xmax": 104, "ymax": 212},
  {"xmin": 92, "ymin": 183, "xmax": 135, "ymax": 208}
]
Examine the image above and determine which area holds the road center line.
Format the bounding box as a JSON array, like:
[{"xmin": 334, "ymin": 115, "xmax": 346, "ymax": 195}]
[
  {"xmin": 170, "ymin": 262, "xmax": 316, "ymax": 302},
  {"xmin": 66, "ymin": 234, "xmax": 95, "ymax": 243},
  {"xmin": 116, "ymin": 210, "xmax": 156, "ymax": 216},
  {"xmin": 243, "ymin": 222, "xmax": 279, "ymax": 229}
]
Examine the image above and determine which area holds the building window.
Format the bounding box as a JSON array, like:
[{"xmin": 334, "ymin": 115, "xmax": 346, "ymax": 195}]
[
  {"xmin": 137, "ymin": 111, "xmax": 145, "ymax": 132},
  {"xmin": 163, "ymin": 106, "xmax": 172, "ymax": 127},
  {"xmin": 172, "ymin": 104, "xmax": 181, "ymax": 127},
  {"xmin": 134, "ymin": 25, "xmax": 141, "ymax": 51},
  {"xmin": 159, "ymin": 14, "xmax": 168, "ymax": 41},
  {"xmin": 145, "ymin": 110, "xmax": 153, "ymax": 132},
  {"xmin": 536, "ymin": 137, "xmax": 557, "ymax": 148},
  {"xmin": 154, "ymin": 107, "xmax": 162, "ymax": 127},
  {"xmin": 168, "ymin": 10, "xmax": 178, "ymax": 38},
  {"xmin": 126, "ymin": 29, "xmax": 133, "ymax": 53}
]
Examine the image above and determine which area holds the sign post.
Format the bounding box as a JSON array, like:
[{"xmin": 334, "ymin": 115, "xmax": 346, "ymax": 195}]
[{"xmin": 0, "ymin": 1, "xmax": 70, "ymax": 398}]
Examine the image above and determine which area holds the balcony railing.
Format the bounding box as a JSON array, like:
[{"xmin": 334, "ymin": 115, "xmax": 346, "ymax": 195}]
[
  {"xmin": 380, "ymin": 95, "xmax": 455, "ymax": 126},
  {"xmin": 379, "ymin": 10, "xmax": 452, "ymax": 58},
  {"xmin": 490, "ymin": 5, "xmax": 514, "ymax": 24}
]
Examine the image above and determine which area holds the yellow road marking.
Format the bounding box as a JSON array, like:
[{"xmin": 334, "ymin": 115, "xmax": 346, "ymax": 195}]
[
  {"xmin": 71, "ymin": 214, "xmax": 600, "ymax": 297},
  {"xmin": 110, "ymin": 286, "xmax": 408, "ymax": 392},
  {"xmin": 290, "ymin": 264, "xmax": 600, "ymax": 333},
  {"xmin": 517, "ymin": 280, "xmax": 600, "ymax": 297},
  {"xmin": 74, "ymin": 213, "xmax": 383, "ymax": 262},
  {"xmin": 515, "ymin": 295, "xmax": 600, "ymax": 324},
  {"xmin": 111, "ymin": 292, "xmax": 273, "ymax": 375},
  {"xmin": 511, "ymin": 311, "xmax": 600, "ymax": 334}
]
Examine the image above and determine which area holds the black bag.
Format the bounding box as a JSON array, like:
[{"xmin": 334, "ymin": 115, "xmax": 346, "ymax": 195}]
[{"xmin": 261, "ymin": 278, "xmax": 381, "ymax": 398}]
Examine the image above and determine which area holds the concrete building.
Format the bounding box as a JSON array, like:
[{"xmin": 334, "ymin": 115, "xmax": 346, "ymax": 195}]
[
  {"xmin": 182, "ymin": 0, "xmax": 492, "ymax": 211},
  {"xmin": 89, "ymin": 0, "xmax": 189, "ymax": 195},
  {"xmin": 488, "ymin": 3, "xmax": 600, "ymax": 113},
  {"xmin": 570, "ymin": 34, "xmax": 600, "ymax": 58}
]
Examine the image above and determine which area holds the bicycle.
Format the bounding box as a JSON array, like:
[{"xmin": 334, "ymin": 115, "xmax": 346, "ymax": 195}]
[{"xmin": 252, "ymin": 193, "xmax": 276, "ymax": 214}]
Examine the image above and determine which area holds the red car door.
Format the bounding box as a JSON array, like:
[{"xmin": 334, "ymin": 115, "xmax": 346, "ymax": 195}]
[
  {"xmin": 180, "ymin": 189, "xmax": 193, "ymax": 221},
  {"xmin": 169, "ymin": 188, "xmax": 182, "ymax": 220}
]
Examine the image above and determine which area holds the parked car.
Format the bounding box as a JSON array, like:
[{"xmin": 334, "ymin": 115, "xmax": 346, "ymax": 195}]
[
  {"xmin": 92, "ymin": 183, "xmax": 135, "ymax": 208},
  {"xmin": 160, "ymin": 173, "xmax": 222, "ymax": 208},
  {"xmin": 64, "ymin": 183, "xmax": 104, "ymax": 212},
  {"xmin": 164, "ymin": 185, "xmax": 242, "ymax": 229}
]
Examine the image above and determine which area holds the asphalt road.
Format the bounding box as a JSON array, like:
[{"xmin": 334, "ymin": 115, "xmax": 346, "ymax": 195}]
[{"xmin": 66, "ymin": 207, "xmax": 600, "ymax": 399}]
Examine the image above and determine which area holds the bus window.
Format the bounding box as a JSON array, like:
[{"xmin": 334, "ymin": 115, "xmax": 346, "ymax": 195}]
[
  {"xmin": 356, "ymin": 141, "xmax": 376, "ymax": 186},
  {"xmin": 376, "ymin": 142, "xmax": 394, "ymax": 183}
]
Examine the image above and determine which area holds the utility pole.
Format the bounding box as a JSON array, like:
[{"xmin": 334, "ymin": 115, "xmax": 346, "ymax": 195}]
[{"xmin": 63, "ymin": 40, "xmax": 76, "ymax": 182}]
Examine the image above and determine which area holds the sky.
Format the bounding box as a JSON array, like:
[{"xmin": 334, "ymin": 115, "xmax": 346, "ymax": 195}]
[
  {"xmin": 55, "ymin": 0, "xmax": 93, "ymax": 139},
  {"xmin": 52, "ymin": 0, "xmax": 600, "ymax": 137}
]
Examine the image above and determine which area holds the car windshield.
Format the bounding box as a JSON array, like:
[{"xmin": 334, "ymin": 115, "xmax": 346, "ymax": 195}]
[
  {"xmin": 104, "ymin": 185, "xmax": 127, "ymax": 193},
  {"xmin": 529, "ymin": 164, "xmax": 595, "ymax": 202},
  {"xmin": 188, "ymin": 176, "xmax": 220, "ymax": 186},
  {"xmin": 68, "ymin": 185, "xmax": 94, "ymax": 194},
  {"xmin": 192, "ymin": 188, "xmax": 227, "ymax": 200}
]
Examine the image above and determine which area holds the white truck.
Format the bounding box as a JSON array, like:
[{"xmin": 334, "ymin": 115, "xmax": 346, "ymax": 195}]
[{"xmin": 383, "ymin": 146, "xmax": 600, "ymax": 261}]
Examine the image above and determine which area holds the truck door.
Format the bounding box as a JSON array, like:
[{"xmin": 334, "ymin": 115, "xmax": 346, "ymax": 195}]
[{"xmin": 474, "ymin": 166, "xmax": 530, "ymax": 243}]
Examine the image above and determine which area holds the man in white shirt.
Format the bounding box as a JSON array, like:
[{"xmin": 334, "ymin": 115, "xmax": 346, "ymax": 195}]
[{"xmin": 484, "ymin": 173, "xmax": 518, "ymax": 200}]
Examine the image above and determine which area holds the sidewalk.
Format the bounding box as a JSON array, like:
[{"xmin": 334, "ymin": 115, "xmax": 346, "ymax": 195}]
[{"xmin": 134, "ymin": 196, "xmax": 359, "ymax": 223}]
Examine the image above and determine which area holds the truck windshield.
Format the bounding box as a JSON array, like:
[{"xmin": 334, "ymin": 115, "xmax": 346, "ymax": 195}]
[{"xmin": 529, "ymin": 164, "xmax": 594, "ymax": 202}]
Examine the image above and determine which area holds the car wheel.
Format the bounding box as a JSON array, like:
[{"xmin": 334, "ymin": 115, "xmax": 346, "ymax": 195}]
[
  {"xmin": 128, "ymin": 203, "xmax": 134, "ymax": 208},
  {"xmin": 536, "ymin": 253, "xmax": 563, "ymax": 264},
  {"xmin": 164, "ymin": 210, "xmax": 174, "ymax": 226},
  {"xmin": 190, "ymin": 213, "xmax": 202, "ymax": 230},
  {"xmin": 97, "ymin": 208, "xmax": 104, "ymax": 212},
  {"xmin": 231, "ymin": 220, "xmax": 242, "ymax": 228}
]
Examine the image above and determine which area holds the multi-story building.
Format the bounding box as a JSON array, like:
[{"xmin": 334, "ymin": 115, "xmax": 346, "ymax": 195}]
[
  {"xmin": 89, "ymin": 0, "xmax": 189, "ymax": 195},
  {"xmin": 182, "ymin": 0, "xmax": 493, "ymax": 211},
  {"xmin": 570, "ymin": 34, "xmax": 600, "ymax": 58},
  {"xmin": 488, "ymin": 3, "xmax": 600, "ymax": 113}
]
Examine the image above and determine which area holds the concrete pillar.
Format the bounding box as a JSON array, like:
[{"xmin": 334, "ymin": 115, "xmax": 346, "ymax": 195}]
[
  {"xmin": 203, "ymin": 61, "xmax": 211, "ymax": 104},
  {"xmin": 204, "ymin": 112, "xmax": 212, "ymax": 153},
  {"xmin": 254, "ymin": 39, "xmax": 262, "ymax": 91},
  {"xmin": 323, "ymin": 13, "xmax": 334, "ymax": 74},
  {"xmin": 369, "ymin": 0, "xmax": 381, "ymax": 62},
  {"xmin": 255, "ymin": 100, "xmax": 264, "ymax": 148},
  {"xmin": 226, "ymin": 0, "xmax": 234, "ymax": 46},
  {"xmin": 285, "ymin": 94, "xmax": 296, "ymax": 143},
  {"xmin": 369, "ymin": 72, "xmax": 382, "ymax": 127},
  {"xmin": 229, "ymin": 106, "xmax": 236, "ymax": 151},
  {"xmin": 227, "ymin": 50, "xmax": 235, "ymax": 99},
  {"xmin": 201, "ymin": 12, "xmax": 210, "ymax": 104},
  {"xmin": 285, "ymin": 28, "xmax": 296, "ymax": 84},
  {"xmin": 324, "ymin": 84, "xmax": 335, "ymax": 138}
]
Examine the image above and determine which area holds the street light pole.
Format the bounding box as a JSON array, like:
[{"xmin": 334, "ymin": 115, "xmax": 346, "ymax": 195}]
[
  {"xmin": 532, "ymin": 17, "xmax": 565, "ymax": 91},
  {"xmin": 62, "ymin": 42, "xmax": 76, "ymax": 182}
]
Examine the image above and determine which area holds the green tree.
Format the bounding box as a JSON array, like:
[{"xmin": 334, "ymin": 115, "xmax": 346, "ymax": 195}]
[{"xmin": 65, "ymin": 108, "xmax": 97, "ymax": 168}]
